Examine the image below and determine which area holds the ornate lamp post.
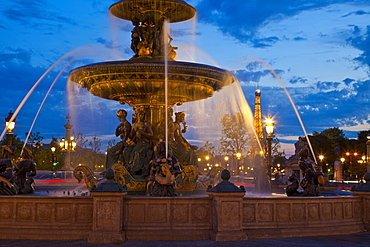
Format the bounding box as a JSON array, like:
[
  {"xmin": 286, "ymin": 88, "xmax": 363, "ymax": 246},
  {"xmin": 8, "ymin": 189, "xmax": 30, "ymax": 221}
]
[
  {"xmin": 224, "ymin": 156, "xmax": 229, "ymax": 168},
  {"xmin": 265, "ymin": 116, "xmax": 274, "ymax": 185},
  {"xmin": 236, "ymin": 152, "xmax": 242, "ymax": 175},
  {"xmin": 59, "ymin": 115, "xmax": 76, "ymax": 170},
  {"xmin": 367, "ymin": 135, "xmax": 370, "ymax": 173},
  {"xmin": 318, "ymin": 155, "xmax": 324, "ymax": 173},
  {"xmin": 50, "ymin": 146, "xmax": 56, "ymax": 171},
  {"xmin": 5, "ymin": 110, "xmax": 15, "ymax": 146}
]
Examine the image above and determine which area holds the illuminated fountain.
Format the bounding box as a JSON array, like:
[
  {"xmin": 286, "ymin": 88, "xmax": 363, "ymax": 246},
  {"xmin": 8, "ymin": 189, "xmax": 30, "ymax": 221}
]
[
  {"xmin": 0, "ymin": 0, "xmax": 368, "ymax": 243},
  {"xmin": 70, "ymin": 0, "xmax": 237, "ymax": 194}
]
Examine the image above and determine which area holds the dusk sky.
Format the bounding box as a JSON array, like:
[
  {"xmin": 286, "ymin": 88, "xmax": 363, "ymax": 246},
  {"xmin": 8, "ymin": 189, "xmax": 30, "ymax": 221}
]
[{"xmin": 1, "ymin": 0, "xmax": 369, "ymax": 155}]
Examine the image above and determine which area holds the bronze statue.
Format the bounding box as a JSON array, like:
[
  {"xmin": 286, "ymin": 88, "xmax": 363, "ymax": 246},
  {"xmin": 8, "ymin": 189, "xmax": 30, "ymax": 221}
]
[
  {"xmin": 286, "ymin": 173, "xmax": 302, "ymax": 196},
  {"xmin": 106, "ymin": 109, "xmax": 132, "ymax": 169},
  {"xmin": 298, "ymin": 147, "xmax": 323, "ymax": 196},
  {"xmin": 0, "ymin": 145, "xmax": 15, "ymax": 179},
  {"xmin": 11, "ymin": 148, "xmax": 36, "ymax": 194},
  {"xmin": 124, "ymin": 110, "xmax": 154, "ymax": 176},
  {"xmin": 147, "ymin": 141, "xmax": 181, "ymax": 197}
]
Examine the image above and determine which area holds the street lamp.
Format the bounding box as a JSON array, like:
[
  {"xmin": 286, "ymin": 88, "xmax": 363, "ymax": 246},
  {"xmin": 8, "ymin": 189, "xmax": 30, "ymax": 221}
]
[
  {"xmin": 318, "ymin": 155, "xmax": 324, "ymax": 172},
  {"xmin": 5, "ymin": 110, "xmax": 15, "ymax": 146},
  {"xmin": 367, "ymin": 135, "xmax": 370, "ymax": 165},
  {"xmin": 50, "ymin": 146, "xmax": 57, "ymax": 170},
  {"xmin": 236, "ymin": 152, "xmax": 242, "ymax": 175},
  {"xmin": 224, "ymin": 156, "xmax": 229, "ymax": 168},
  {"xmin": 265, "ymin": 116, "xmax": 274, "ymax": 182}
]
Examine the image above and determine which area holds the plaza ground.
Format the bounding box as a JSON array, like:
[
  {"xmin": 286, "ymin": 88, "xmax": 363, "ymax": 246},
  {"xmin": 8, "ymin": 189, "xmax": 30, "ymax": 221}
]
[{"xmin": 0, "ymin": 232, "xmax": 369, "ymax": 246}]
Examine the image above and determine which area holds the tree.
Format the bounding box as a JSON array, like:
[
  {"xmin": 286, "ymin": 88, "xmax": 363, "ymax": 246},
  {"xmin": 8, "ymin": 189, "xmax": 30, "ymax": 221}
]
[
  {"xmin": 107, "ymin": 139, "xmax": 117, "ymax": 151},
  {"xmin": 219, "ymin": 113, "xmax": 252, "ymax": 155},
  {"xmin": 70, "ymin": 131, "xmax": 89, "ymax": 166},
  {"xmin": 357, "ymin": 130, "xmax": 370, "ymax": 155},
  {"xmin": 26, "ymin": 132, "xmax": 45, "ymax": 167},
  {"xmin": 309, "ymin": 127, "xmax": 348, "ymax": 174},
  {"xmin": 197, "ymin": 141, "xmax": 216, "ymax": 158},
  {"xmin": 87, "ymin": 135, "xmax": 103, "ymax": 169}
]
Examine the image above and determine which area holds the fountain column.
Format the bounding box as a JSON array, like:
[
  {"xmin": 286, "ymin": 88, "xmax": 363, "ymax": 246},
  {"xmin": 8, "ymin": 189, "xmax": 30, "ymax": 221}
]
[{"xmin": 60, "ymin": 115, "xmax": 75, "ymax": 171}]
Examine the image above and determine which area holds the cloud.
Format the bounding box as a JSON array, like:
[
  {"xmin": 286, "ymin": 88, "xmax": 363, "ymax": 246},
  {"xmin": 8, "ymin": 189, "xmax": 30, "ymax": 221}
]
[
  {"xmin": 341, "ymin": 10, "xmax": 370, "ymax": 17},
  {"xmin": 293, "ymin": 37, "xmax": 307, "ymax": 41},
  {"xmin": 195, "ymin": 0, "xmax": 369, "ymax": 47},
  {"xmin": 232, "ymin": 62, "xmax": 284, "ymax": 84},
  {"xmin": 346, "ymin": 25, "xmax": 370, "ymax": 70},
  {"xmin": 289, "ymin": 76, "xmax": 308, "ymax": 84},
  {"xmin": 343, "ymin": 78, "xmax": 355, "ymax": 86},
  {"xmin": 1, "ymin": 0, "xmax": 77, "ymax": 30},
  {"xmin": 95, "ymin": 37, "xmax": 115, "ymax": 49},
  {"xmin": 315, "ymin": 81, "xmax": 340, "ymax": 90}
]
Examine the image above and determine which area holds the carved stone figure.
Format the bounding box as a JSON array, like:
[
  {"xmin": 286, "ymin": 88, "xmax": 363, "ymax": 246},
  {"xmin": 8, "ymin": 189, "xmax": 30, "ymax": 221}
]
[
  {"xmin": 105, "ymin": 109, "xmax": 132, "ymax": 169},
  {"xmin": 0, "ymin": 145, "xmax": 15, "ymax": 179},
  {"xmin": 11, "ymin": 148, "xmax": 36, "ymax": 194},
  {"xmin": 298, "ymin": 147, "xmax": 323, "ymax": 196},
  {"xmin": 153, "ymin": 108, "xmax": 176, "ymax": 143},
  {"xmin": 286, "ymin": 173, "xmax": 302, "ymax": 196},
  {"xmin": 124, "ymin": 110, "xmax": 154, "ymax": 176},
  {"xmin": 147, "ymin": 141, "xmax": 181, "ymax": 196}
]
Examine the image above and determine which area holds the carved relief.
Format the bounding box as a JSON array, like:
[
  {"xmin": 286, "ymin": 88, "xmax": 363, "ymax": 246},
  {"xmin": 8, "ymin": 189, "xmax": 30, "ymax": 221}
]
[
  {"xmin": 17, "ymin": 203, "xmax": 32, "ymax": 221},
  {"xmin": 257, "ymin": 203, "xmax": 273, "ymax": 222},
  {"xmin": 344, "ymin": 202, "xmax": 353, "ymax": 219},
  {"xmin": 333, "ymin": 202, "xmax": 343, "ymax": 219},
  {"xmin": 221, "ymin": 202, "xmax": 239, "ymax": 226},
  {"xmin": 292, "ymin": 203, "xmax": 306, "ymax": 220},
  {"xmin": 170, "ymin": 204, "xmax": 189, "ymax": 222},
  {"xmin": 127, "ymin": 204, "xmax": 145, "ymax": 223},
  {"xmin": 276, "ymin": 204, "xmax": 290, "ymax": 221},
  {"xmin": 321, "ymin": 203, "xmax": 332, "ymax": 219},
  {"xmin": 191, "ymin": 204, "xmax": 209, "ymax": 222},
  {"xmin": 0, "ymin": 202, "xmax": 14, "ymax": 220},
  {"xmin": 56, "ymin": 203, "xmax": 73, "ymax": 223},
  {"xmin": 148, "ymin": 204, "xmax": 167, "ymax": 223},
  {"xmin": 97, "ymin": 201, "xmax": 118, "ymax": 227},
  {"xmin": 77, "ymin": 203, "xmax": 93, "ymax": 222},
  {"xmin": 243, "ymin": 204, "xmax": 255, "ymax": 222},
  {"xmin": 36, "ymin": 203, "xmax": 53, "ymax": 222},
  {"xmin": 307, "ymin": 203, "xmax": 319, "ymax": 220}
]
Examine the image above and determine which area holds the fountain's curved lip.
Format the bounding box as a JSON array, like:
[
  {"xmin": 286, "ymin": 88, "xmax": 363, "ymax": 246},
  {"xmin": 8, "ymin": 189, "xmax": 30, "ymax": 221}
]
[
  {"xmin": 109, "ymin": 0, "xmax": 196, "ymax": 23},
  {"xmin": 69, "ymin": 59, "xmax": 236, "ymax": 105},
  {"xmin": 70, "ymin": 59, "xmax": 235, "ymax": 80}
]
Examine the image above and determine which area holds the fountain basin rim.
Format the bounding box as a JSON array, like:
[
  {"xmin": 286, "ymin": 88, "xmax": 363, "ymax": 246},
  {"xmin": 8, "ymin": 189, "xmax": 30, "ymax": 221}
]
[
  {"xmin": 69, "ymin": 59, "xmax": 234, "ymax": 75},
  {"xmin": 109, "ymin": 0, "xmax": 196, "ymax": 23}
]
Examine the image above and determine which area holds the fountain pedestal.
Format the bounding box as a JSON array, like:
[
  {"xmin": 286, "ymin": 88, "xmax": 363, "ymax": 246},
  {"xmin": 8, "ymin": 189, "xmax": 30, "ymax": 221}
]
[
  {"xmin": 207, "ymin": 191, "xmax": 247, "ymax": 241},
  {"xmin": 206, "ymin": 170, "xmax": 247, "ymax": 241},
  {"xmin": 88, "ymin": 192, "xmax": 127, "ymax": 243}
]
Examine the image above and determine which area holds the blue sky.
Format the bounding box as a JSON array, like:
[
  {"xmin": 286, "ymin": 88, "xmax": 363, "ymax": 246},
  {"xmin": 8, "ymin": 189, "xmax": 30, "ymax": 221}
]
[{"xmin": 0, "ymin": 0, "xmax": 369, "ymax": 155}]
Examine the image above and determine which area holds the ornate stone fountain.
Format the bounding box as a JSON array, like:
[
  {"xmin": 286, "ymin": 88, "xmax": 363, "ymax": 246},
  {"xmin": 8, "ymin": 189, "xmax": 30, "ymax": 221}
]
[
  {"xmin": 69, "ymin": 0, "xmax": 235, "ymax": 125},
  {"xmin": 69, "ymin": 0, "xmax": 235, "ymax": 194}
]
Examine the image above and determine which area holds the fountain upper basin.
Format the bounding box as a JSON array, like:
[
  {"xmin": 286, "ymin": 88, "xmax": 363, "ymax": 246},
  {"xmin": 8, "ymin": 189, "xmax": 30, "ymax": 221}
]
[{"xmin": 69, "ymin": 60, "xmax": 235, "ymax": 106}]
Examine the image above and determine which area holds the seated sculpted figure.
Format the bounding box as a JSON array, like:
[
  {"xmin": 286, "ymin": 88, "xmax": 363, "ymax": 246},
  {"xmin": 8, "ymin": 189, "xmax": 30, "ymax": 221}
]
[
  {"xmin": 106, "ymin": 109, "xmax": 132, "ymax": 169},
  {"xmin": 124, "ymin": 110, "xmax": 154, "ymax": 176},
  {"xmin": 0, "ymin": 145, "xmax": 15, "ymax": 179},
  {"xmin": 298, "ymin": 147, "xmax": 323, "ymax": 196},
  {"xmin": 11, "ymin": 148, "xmax": 36, "ymax": 194},
  {"xmin": 147, "ymin": 141, "xmax": 181, "ymax": 197},
  {"xmin": 172, "ymin": 111, "xmax": 198, "ymax": 167},
  {"xmin": 153, "ymin": 109, "xmax": 198, "ymax": 167}
]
